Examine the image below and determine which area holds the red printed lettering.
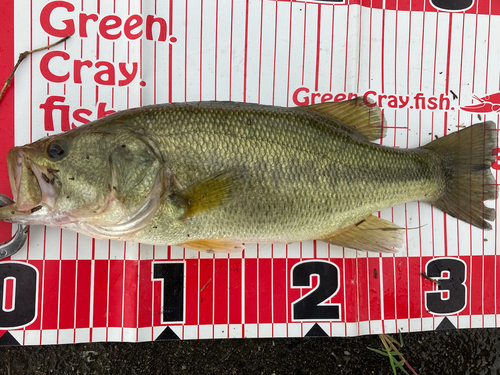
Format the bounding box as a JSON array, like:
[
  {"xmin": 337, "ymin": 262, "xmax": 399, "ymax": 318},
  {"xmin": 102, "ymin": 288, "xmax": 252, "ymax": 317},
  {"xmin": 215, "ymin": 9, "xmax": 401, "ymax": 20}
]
[
  {"xmin": 40, "ymin": 1, "xmax": 75, "ymax": 37},
  {"xmin": 427, "ymin": 97, "xmax": 438, "ymax": 110},
  {"xmin": 321, "ymin": 93, "xmax": 333, "ymax": 102},
  {"xmin": 40, "ymin": 51, "xmax": 70, "ymax": 83},
  {"xmin": 334, "ymin": 93, "xmax": 347, "ymax": 102},
  {"xmin": 79, "ymin": 13, "xmax": 99, "ymax": 37},
  {"xmin": 311, "ymin": 92, "xmax": 321, "ymax": 104},
  {"xmin": 118, "ymin": 63, "xmax": 138, "ymax": 86},
  {"xmin": 378, "ymin": 94, "xmax": 388, "ymax": 107},
  {"xmin": 72, "ymin": 108, "xmax": 92, "ymax": 128},
  {"xmin": 40, "ymin": 2, "xmax": 170, "ymax": 42},
  {"xmin": 414, "ymin": 93, "xmax": 426, "ymax": 109},
  {"xmin": 492, "ymin": 148, "xmax": 500, "ymax": 170},
  {"xmin": 414, "ymin": 93, "xmax": 451, "ymax": 110},
  {"xmin": 439, "ymin": 94, "xmax": 450, "ymax": 110},
  {"xmin": 387, "ymin": 95, "xmax": 398, "ymax": 108},
  {"xmin": 399, "ymin": 96, "xmax": 409, "ymax": 108},
  {"xmin": 292, "ymin": 89, "xmax": 451, "ymax": 111},
  {"xmin": 97, "ymin": 103, "xmax": 115, "ymax": 118},
  {"xmin": 73, "ymin": 60, "xmax": 93, "ymax": 84},
  {"xmin": 40, "ymin": 96, "xmax": 114, "ymax": 132},
  {"xmin": 362, "ymin": 91, "xmax": 377, "ymax": 107},
  {"xmin": 99, "ymin": 15, "xmax": 122, "ymax": 40},
  {"xmin": 41, "ymin": 55, "xmax": 138, "ymax": 87},
  {"xmin": 292, "ymin": 87, "xmax": 310, "ymax": 106},
  {"xmin": 40, "ymin": 96, "xmax": 70, "ymax": 131},
  {"xmin": 146, "ymin": 15, "xmax": 167, "ymax": 41},
  {"xmin": 94, "ymin": 62, "xmax": 115, "ymax": 85},
  {"xmin": 124, "ymin": 15, "xmax": 143, "ymax": 39}
]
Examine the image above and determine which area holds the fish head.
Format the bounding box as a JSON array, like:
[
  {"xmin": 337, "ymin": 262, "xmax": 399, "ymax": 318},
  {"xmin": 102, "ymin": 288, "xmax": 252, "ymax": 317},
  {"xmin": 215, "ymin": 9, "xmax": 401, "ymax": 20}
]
[
  {"xmin": 1, "ymin": 127, "xmax": 164, "ymax": 235},
  {"xmin": 3, "ymin": 131, "xmax": 116, "ymax": 224}
]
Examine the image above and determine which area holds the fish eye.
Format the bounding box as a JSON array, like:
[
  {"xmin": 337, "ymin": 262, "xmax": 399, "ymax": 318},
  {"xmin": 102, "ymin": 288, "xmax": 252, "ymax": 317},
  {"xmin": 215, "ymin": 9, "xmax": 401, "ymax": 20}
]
[{"xmin": 47, "ymin": 140, "xmax": 67, "ymax": 160}]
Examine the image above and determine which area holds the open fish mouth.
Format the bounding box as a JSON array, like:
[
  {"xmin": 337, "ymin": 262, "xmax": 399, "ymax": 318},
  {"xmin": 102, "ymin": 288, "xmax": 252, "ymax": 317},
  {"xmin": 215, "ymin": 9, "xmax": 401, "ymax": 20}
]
[{"xmin": 7, "ymin": 147, "xmax": 61, "ymax": 212}]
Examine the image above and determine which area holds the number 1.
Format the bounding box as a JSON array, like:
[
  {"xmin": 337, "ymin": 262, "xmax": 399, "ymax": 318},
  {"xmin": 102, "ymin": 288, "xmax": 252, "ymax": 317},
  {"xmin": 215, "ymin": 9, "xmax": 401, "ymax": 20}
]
[{"xmin": 153, "ymin": 262, "xmax": 185, "ymax": 323}]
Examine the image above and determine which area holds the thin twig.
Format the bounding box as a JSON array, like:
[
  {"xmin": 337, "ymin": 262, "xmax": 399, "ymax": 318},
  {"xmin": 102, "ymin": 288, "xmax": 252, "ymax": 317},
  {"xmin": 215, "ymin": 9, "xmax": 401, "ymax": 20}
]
[
  {"xmin": 200, "ymin": 277, "xmax": 212, "ymax": 292},
  {"xmin": 0, "ymin": 35, "xmax": 71, "ymax": 104},
  {"xmin": 420, "ymin": 272, "xmax": 440, "ymax": 285}
]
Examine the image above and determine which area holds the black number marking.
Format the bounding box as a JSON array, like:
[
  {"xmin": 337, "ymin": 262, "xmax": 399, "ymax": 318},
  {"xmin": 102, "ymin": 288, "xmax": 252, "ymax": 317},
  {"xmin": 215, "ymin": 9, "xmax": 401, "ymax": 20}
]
[
  {"xmin": 153, "ymin": 262, "xmax": 185, "ymax": 323},
  {"xmin": 430, "ymin": 0, "xmax": 473, "ymax": 11},
  {"xmin": 0, "ymin": 262, "xmax": 38, "ymax": 329},
  {"xmin": 291, "ymin": 260, "xmax": 341, "ymax": 321},
  {"xmin": 425, "ymin": 258, "xmax": 467, "ymax": 315}
]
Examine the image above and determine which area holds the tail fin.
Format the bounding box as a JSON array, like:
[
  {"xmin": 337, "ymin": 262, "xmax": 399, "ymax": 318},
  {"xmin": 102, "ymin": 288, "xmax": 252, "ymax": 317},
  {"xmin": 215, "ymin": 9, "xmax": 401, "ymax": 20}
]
[{"xmin": 422, "ymin": 121, "xmax": 498, "ymax": 229}]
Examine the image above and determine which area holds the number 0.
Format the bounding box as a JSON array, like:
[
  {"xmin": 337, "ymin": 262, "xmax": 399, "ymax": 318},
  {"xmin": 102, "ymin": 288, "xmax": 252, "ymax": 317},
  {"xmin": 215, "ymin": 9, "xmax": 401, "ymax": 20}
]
[{"xmin": 0, "ymin": 262, "xmax": 38, "ymax": 329}]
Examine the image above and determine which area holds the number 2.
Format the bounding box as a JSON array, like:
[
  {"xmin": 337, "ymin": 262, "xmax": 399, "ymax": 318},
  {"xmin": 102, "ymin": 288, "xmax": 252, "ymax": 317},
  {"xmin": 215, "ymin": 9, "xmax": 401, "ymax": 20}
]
[{"xmin": 291, "ymin": 260, "xmax": 341, "ymax": 321}]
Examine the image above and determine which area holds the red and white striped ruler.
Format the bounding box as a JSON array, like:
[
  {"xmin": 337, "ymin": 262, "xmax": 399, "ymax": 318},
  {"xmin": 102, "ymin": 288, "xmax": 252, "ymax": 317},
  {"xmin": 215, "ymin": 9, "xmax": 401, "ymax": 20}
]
[{"xmin": 0, "ymin": 0, "xmax": 499, "ymax": 344}]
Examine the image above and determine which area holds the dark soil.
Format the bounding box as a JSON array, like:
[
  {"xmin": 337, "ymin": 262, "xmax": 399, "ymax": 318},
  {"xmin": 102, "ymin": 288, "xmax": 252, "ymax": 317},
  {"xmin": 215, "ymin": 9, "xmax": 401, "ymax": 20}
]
[{"xmin": 1, "ymin": 328, "xmax": 499, "ymax": 374}]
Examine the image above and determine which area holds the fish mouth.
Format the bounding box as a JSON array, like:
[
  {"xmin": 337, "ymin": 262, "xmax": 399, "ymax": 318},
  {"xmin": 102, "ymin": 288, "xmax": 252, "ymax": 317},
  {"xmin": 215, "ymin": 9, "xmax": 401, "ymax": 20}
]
[{"xmin": 7, "ymin": 147, "xmax": 61, "ymax": 212}]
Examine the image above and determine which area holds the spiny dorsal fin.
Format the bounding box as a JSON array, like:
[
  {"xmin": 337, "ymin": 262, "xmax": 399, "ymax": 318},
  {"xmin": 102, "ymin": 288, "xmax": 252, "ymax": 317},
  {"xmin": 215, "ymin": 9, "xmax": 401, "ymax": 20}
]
[
  {"xmin": 180, "ymin": 238, "xmax": 244, "ymax": 253},
  {"xmin": 170, "ymin": 168, "xmax": 245, "ymax": 219},
  {"xmin": 322, "ymin": 215, "xmax": 403, "ymax": 253},
  {"xmin": 304, "ymin": 97, "xmax": 387, "ymax": 141}
]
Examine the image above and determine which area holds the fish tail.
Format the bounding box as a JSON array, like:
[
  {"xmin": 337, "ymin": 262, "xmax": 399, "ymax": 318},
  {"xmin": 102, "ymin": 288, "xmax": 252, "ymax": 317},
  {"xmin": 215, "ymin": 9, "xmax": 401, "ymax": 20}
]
[{"xmin": 422, "ymin": 121, "xmax": 498, "ymax": 229}]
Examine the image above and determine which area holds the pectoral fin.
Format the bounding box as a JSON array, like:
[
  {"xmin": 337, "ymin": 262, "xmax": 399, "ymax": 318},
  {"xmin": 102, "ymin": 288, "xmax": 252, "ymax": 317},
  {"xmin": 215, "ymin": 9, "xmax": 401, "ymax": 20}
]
[
  {"xmin": 180, "ymin": 238, "xmax": 244, "ymax": 253},
  {"xmin": 170, "ymin": 169, "xmax": 246, "ymax": 219},
  {"xmin": 322, "ymin": 215, "xmax": 404, "ymax": 253}
]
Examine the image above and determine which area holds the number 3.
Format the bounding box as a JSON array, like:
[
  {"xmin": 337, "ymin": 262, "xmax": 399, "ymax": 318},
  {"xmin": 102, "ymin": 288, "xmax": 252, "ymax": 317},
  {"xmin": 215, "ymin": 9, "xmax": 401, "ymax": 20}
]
[{"xmin": 424, "ymin": 258, "xmax": 467, "ymax": 315}]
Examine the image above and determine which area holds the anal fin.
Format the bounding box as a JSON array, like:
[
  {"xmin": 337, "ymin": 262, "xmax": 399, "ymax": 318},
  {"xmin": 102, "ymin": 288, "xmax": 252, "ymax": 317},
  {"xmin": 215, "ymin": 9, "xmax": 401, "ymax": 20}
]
[
  {"xmin": 322, "ymin": 215, "xmax": 404, "ymax": 253},
  {"xmin": 180, "ymin": 238, "xmax": 244, "ymax": 253}
]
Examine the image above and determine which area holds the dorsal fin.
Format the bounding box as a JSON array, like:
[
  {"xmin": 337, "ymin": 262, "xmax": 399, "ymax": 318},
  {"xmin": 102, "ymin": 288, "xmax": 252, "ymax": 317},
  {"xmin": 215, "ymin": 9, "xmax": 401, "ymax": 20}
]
[{"xmin": 304, "ymin": 97, "xmax": 387, "ymax": 141}]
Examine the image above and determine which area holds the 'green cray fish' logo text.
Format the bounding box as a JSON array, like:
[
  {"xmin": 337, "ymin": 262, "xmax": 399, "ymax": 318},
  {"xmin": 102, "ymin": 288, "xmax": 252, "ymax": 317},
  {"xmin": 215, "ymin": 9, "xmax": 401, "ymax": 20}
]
[
  {"xmin": 36, "ymin": 1, "xmax": 177, "ymax": 134},
  {"xmin": 292, "ymin": 87, "xmax": 454, "ymax": 111}
]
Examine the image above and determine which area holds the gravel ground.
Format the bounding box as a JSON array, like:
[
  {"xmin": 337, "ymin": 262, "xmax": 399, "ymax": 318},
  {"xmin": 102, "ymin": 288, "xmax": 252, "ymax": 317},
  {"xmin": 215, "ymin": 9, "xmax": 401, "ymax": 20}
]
[{"xmin": 1, "ymin": 328, "xmax": 499, "ymax": 374}]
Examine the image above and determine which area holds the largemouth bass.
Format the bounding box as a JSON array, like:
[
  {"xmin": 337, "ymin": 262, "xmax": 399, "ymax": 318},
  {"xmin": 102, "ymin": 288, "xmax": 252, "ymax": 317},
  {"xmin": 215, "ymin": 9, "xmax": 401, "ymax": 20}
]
[{"xmin": 0, "ymin": 98, "xmax": 497, "ymax": 253}]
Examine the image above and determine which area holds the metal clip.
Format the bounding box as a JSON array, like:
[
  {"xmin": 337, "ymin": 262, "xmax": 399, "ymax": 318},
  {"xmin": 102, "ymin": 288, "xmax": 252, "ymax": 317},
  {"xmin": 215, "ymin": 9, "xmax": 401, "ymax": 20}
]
[{"xmin": 0, "ymin": 194, "xmax": 28, "ymax": 260}]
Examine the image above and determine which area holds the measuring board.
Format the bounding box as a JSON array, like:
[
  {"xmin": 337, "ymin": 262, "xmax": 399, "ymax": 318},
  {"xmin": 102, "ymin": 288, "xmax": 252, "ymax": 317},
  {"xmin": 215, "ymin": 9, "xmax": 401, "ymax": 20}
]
[{"xmin": 0, "ymin": 0, "xmax": 499, "ymax": 345}]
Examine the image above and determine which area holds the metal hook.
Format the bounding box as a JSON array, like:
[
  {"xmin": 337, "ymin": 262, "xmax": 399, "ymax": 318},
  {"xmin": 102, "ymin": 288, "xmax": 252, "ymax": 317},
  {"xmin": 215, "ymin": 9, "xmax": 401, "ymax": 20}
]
[{"xmin": 0, "ymin": 194, "xmax": 28, "ymax": 260}]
